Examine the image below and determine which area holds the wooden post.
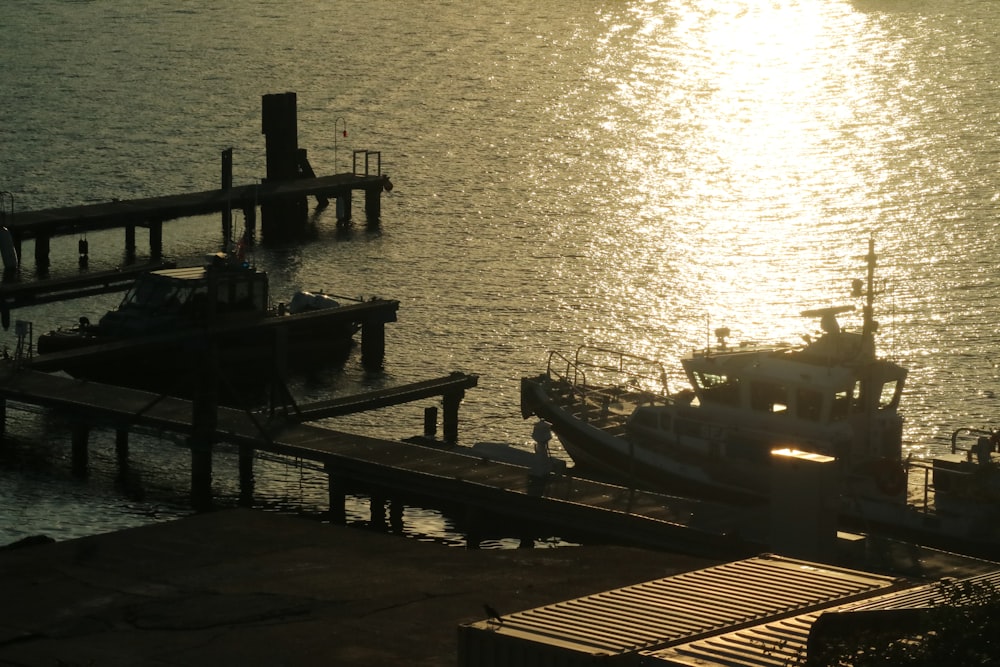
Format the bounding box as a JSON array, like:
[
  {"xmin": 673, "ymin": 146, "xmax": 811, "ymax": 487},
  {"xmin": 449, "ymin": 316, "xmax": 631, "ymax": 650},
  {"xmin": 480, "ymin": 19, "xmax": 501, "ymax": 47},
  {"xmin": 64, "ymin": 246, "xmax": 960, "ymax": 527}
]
[
  {"xmin": 190, "ymin": 337, "xmax": 219, "ymax": 511},
  {"xmin": 190, "ymin": 437, "xmax": 213, "ymax": 511},
  {"xmin": 34, "ymin": 233, "xmax": 50, "ymax": 272},
  {"xmin": 238, "ymin": 444, "xmax": 255, "ymax": 507},
  {"xmin": 364, "ymin": 184, "xmax": 381, "ymax": 226},
  {"xmin": 360, "ymin": 319, "xmax": 386, "ymax": 372},
  {"xmin": 465, "ymin": 506, "xmax": 481, "ymax": 550},
  {"xmin": 124, "ymin": 225, "xmax": 136, "ymax": 264},
  {"xmin": 442, "ymin": 389, "xmax": 465, "ymax": 444},
  {"xmin": 335, "ymin": 193, "xmax": 351, "ymax": 223},
  {"xmin": 71, "ymin": 423, "xmax": 89, "ymax": 477},
  {"xmin": 370, "ymin": 492, "xmax": 387, "ymax": 531},
  {"xmin": 149, "ymin": 221, "xmax": 163, "ymax": 259},
  {"xmin": 269, "ymin": 325, "xmax": 289, "ymax": 413},
  {"xmin": 221, "ymin": 148, "xmax": 233, "ymax": 249},
  {"xmin": 326, "ymin": 464, "xmax": 346, "ymax": 525},
  {"xmin": 242, "ymin": 206, "xmax": 257, "ymax": 244},
  {"xmin": 0, "ymin": 398, "xmax": 6, "ymax": 440},
  {"xmin": 389, "ymin": 500, "xmax": 403, "ymax": 533},
  {"xmin": 115, "ymin": 429, "xmax": 129, "ymax": 469},
  {"xmin": 423, "ymin": 406, "xmax": 437, "ymax": 438}
]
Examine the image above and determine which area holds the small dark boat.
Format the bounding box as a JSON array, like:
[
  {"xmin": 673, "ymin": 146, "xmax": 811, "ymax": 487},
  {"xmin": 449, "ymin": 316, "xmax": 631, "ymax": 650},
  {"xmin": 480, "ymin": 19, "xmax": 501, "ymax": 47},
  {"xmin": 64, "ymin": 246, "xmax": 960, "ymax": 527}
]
[{"xmin": 36, "ymin": 252, "xmax": 362, "ymax": 396}]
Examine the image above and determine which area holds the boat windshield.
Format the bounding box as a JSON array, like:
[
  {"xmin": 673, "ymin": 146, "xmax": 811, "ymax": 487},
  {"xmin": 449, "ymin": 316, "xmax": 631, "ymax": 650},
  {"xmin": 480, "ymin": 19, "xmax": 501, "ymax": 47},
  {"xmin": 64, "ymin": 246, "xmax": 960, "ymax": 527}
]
[
  {"xmin": 120, "ymin": 277, "xmax": 189, "ymax": 312},
  {"xmin": 694, "ymin": 372, "xmax": 741, "ymax": 406}
]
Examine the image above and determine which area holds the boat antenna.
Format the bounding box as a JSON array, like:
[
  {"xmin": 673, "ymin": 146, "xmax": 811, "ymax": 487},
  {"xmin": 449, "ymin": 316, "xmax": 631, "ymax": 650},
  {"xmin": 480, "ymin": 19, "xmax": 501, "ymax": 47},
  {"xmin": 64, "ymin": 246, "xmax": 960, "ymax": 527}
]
[{"xmin": 859, "ymin": 235, "xmax": 877, "ymax": 359}]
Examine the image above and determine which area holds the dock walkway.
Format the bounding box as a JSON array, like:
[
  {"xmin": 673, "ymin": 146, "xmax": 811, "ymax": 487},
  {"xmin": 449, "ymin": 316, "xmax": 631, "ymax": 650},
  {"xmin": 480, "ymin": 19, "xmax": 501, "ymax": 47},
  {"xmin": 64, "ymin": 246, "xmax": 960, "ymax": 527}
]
[
  {"xmin": 8, "ymin": 174, "xmax": 384, "ymax": 238},
  {"xmin": 0, "ymin": 364, "xmax": 764, "ymax": 558}
]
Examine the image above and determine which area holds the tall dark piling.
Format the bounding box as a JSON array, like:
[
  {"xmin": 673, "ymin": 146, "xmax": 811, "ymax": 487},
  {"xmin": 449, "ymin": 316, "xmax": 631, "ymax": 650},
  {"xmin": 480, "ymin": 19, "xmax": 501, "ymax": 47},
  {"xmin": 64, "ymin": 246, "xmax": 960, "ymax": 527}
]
[
  {"xmin": 221, "ymin": 148, "xmax": 233, "ymax": 248},
  {"xmin": 71, "ymin": 423, "xmax": 89, "ymax": 477},
  {"xmin": 260, "ymin": 92, "xmax": 308, "ymax": 242},
  {"xmin": 190, "ymin": 337, "xmax": 220, "ymax": 512}
]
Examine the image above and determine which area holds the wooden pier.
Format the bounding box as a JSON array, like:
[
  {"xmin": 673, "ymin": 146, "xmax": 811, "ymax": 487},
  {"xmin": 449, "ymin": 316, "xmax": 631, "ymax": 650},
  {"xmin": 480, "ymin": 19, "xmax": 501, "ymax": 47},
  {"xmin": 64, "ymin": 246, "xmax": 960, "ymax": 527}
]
[
  {"xmin": 0, "ymin": 364, "xmax": 764, "ymax": 558},
  {"xmin": 1, "ymin": 92, "xmax": 392, "ymax": 272},
  {"xmin": 5, "ymin": 172, "xmax": 389, "ymax": 268}
]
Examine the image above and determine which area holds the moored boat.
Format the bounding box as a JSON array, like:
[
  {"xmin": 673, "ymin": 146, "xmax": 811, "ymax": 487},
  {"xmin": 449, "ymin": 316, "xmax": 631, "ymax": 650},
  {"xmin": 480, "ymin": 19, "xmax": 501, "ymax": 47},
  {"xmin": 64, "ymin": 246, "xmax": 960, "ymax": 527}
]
[
  {"xmin": 520, "ymin": 239, "xmax": 1000, "ymax": 556},
  {"xmin": 35, "ymin": 252, "xmax": 363, "ymax": 396}
]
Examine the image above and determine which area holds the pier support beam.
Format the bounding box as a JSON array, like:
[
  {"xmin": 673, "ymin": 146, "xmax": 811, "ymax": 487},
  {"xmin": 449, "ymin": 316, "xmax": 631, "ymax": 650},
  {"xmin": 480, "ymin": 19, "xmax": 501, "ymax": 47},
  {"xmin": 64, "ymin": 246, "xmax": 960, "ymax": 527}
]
[
  {"xmin": 360, "ymin": 320, "xmax": 386, "ymax": 372},
  {"xmin": 34, "ymin": 234, "xmax": 50, "ymax": 273},
  {"xmin": 124, "ymin": 225, "xmax": 136, "ymax": 264},
  {"xmin": 442, "ymin": 389, "xmax": 465, "ymax": 444},
  {"xmin": 239, "ymin": 444, "xmax": 255, "ymax": 507},
  {"xmin": 71, "ymin": 423, "xmax": 89, "ymax": 477},
  {"xmin": 364, "ymin": 185, "xmax": 381, "ymax": 226},
  {"xmin": 242, "ymin": 206, "xmax": 257, "ymax": 244},
  {"xmin": 221, "ymin": 148, "xmax": 233, "ymax": 249},
  {"xmin": 190, "ymin": 342, "xmax": 219, "ymax": 511},
  {"xmin": 369, "ymin": 492, "xmax": 387, "ymax": 531},
  {"xmin": 335, "ymin": 194, "xmax": 352, "ymax": 224},
  {"xmin": 389, "ymin": 499, "xmax": 404, "ymax": 534},
  {"xmin": 326, "ymin": 466, "xmax": 347, "ymax": 525},
  {"xmin": 465, "ymin": 506, "xmax": 482, "ymax": 550},
  {"xmin": 190, "ymin": 438, "xmax": 213, "ymax": 512},
  {"xmin": 423, "ymin": 406, "xmax": 438, "ymax": 438},
  {"xmin": 115, "ymin": 429, "xmax": 129, "ymax": 469},
  {"xmin": 149, "ymin": 221, "xmax": 163, "ymax": 259}
]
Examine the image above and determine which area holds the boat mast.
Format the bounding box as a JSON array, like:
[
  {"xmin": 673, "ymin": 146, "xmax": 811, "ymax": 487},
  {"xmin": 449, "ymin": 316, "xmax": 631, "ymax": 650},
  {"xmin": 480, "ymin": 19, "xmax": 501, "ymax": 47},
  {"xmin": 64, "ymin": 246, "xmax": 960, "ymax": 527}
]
[
  {"xmin": 859, "ymin": 235, "xmax": 877, "ymax": 455},
  {"xmin": 860, "ymin": 235, "xmax": 876, "ymax": 360}
]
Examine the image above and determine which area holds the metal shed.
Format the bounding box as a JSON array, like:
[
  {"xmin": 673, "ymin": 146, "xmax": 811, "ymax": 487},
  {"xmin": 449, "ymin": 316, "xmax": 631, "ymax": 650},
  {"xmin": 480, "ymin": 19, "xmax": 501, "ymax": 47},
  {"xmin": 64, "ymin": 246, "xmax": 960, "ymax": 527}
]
[
  {"xmin": 457, "ymin": 554, "xmax": 903, "ymax": 667},
  {"xmin": 641, "ymin": 569, "xmax": 1000, "ymax": 666}
]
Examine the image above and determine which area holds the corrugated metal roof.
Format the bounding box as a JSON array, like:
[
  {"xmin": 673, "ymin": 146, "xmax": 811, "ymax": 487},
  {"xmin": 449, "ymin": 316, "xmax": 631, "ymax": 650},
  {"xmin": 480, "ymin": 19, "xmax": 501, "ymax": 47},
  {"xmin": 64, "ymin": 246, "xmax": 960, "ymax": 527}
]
[
  {"xmin": 642, "ymin": 569, "xmax": 1000, "ymax": 666},
  {"xmin": 466, "ymin": 555, "xmax": 900, "ymax": 658}
]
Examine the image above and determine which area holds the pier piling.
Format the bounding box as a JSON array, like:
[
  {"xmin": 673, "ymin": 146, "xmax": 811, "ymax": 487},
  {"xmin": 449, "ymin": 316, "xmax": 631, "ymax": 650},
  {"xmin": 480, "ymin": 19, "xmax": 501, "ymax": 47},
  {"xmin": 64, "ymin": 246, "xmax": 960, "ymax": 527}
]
[
  {"xmin": 149, "ymin": 221, "xmax": 163, "ymax": 259},
  {"xmin": 71, "ymin": 423, "xmax": 89, "ymax": 477},
  {"xmin": 221, "ymin": 148, "xmax": 233, "ymax": 248},
  {"xmin": 327, "ymin": 466, "xmax": 347, "ymax": 525},
  {"xmin": 360, "ymin": 319, "xmax": 387, "ymax": 371},
  {"xmin": 261, "ymin": 92, "xmax": 308, "ymax": 241},
  {"xmin": 238, "ymin": 444, "xmax": 255, "ymax": 507},
  {"xmin": 115, "ymin": 429, "xmax": 129, "ymax": 469},
  {"xmin": 33, "ymin": 234, "xmax": 50, "ymax": 274}
]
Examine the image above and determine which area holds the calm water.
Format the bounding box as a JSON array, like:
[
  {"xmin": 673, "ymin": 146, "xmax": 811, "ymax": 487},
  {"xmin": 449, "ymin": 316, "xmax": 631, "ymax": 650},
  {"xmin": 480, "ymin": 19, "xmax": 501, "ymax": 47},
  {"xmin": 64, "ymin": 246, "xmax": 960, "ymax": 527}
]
[{"xmin": 1, "ymin": 0, "xmax": 999, "ymax": 545}]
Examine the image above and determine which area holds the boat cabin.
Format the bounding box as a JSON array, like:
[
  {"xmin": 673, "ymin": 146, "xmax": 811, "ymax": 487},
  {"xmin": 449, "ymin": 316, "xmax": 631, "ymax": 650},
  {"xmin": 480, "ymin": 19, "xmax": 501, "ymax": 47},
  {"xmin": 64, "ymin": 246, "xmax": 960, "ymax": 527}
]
[
  {"xmin": 98, "ymin": 256, "xmax": 269, "ymax": 336},
  {"xmin": 678, "ymin": 333, "xmax": 907, "ymax": 463}
]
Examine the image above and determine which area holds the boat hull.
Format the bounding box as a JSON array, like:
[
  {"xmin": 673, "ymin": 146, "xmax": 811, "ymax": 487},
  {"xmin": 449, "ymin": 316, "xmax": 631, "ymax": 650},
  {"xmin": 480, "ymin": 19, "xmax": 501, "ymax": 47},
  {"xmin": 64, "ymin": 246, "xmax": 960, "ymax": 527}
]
[
  {"xmin": 521, "ymin": 373, "xmax": 1000, "ymax": 559},
  {"xmin": 520, "ymin": 375, "xmax": 764, "ymax": 504},
  {"xmin": 35, "ymin": 312, "xmax": 357, "ymax": 399}
]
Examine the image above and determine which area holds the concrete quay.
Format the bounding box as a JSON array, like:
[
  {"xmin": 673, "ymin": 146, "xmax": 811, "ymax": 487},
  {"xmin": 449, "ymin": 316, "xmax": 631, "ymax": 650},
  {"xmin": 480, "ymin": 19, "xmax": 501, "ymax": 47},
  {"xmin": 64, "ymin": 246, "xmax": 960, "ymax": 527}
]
[{"xmin": 0, "ymin": 509, "xmax": 713, "ymax": 666}]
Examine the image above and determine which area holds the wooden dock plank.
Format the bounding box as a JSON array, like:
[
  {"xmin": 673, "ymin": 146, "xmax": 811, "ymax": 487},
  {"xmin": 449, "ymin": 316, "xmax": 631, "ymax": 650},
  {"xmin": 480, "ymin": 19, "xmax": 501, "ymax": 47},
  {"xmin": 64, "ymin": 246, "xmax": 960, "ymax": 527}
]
[{"xmin": 291, "ymin": 372, "xmax": 479, "ymax": 421}]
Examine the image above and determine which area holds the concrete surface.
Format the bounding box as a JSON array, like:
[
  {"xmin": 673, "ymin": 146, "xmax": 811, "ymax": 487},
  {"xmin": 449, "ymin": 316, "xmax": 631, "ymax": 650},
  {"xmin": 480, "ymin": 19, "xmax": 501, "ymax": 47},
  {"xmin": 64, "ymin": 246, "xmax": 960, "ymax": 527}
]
[{"xmin": 0, "ymin": 509, "xmax": 713, "ymax": 666}]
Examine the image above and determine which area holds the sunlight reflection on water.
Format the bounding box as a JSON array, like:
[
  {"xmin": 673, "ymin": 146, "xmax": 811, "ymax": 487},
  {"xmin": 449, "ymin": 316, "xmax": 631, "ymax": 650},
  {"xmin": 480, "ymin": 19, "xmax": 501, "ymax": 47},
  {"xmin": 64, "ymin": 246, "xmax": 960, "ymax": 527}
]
[{"xmin": 2, "ymin": 0, "xmax": 999, "ymax": 543}]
